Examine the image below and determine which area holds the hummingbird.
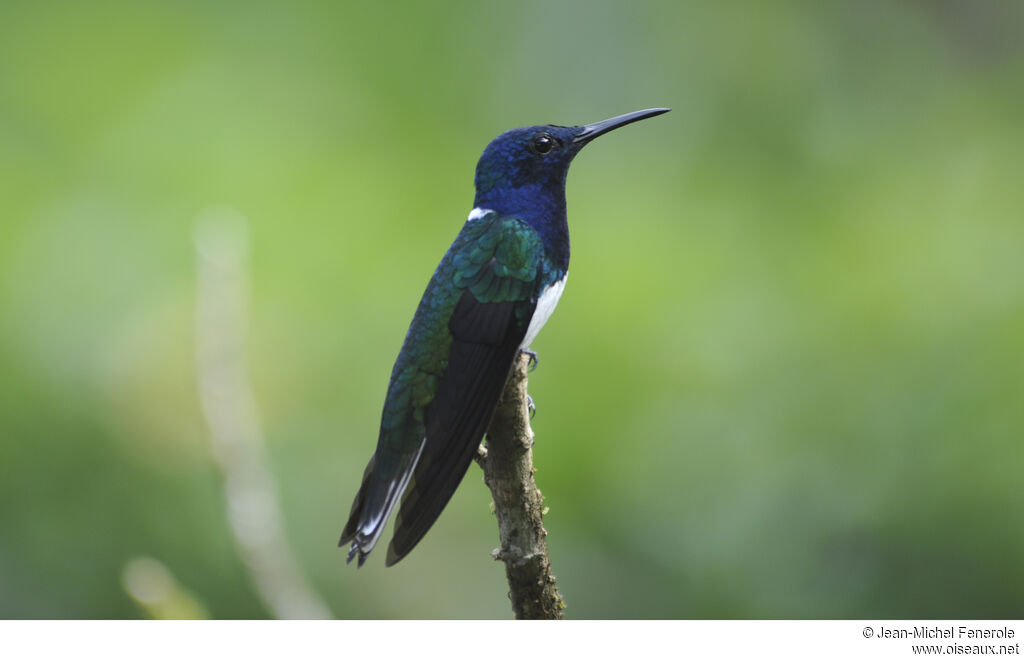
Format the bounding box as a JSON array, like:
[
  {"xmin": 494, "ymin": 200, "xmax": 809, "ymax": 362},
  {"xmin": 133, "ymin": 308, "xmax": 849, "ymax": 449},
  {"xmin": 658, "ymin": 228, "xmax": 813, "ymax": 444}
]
[{"xmin": 340, "ymin": 108, "xmax": 670, "ymax": 566}]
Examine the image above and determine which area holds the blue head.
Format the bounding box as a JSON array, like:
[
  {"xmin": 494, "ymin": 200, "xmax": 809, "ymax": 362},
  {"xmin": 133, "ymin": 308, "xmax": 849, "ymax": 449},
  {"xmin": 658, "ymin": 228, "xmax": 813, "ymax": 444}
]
[{"xmin": 472, "ymin": 109, "xmax": 670, "ymax": 239}]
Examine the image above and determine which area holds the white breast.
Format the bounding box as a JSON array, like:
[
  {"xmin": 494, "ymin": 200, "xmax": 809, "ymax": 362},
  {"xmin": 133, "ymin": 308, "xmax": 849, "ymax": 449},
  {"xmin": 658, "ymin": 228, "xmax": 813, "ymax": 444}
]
[{"xmin": 520, "ymin": 274, "xmax": 568, "ymax": 349}]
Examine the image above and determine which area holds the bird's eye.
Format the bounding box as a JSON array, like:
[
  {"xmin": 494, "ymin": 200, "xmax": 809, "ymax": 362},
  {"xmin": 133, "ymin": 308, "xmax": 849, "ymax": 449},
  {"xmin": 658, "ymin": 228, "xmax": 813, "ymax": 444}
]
[{"xmin": 530, "ymin": 133, "xmax": 556, "ymax": 155}]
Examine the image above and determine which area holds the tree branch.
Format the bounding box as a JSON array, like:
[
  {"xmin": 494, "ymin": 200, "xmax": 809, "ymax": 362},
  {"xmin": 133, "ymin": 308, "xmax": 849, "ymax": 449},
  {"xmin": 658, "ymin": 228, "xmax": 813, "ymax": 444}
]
[
  {"xmin": 194, "ymin": 208, "xmax": 332, "ymax": 619},
  {"xmin": 475, "ymin": 353, "xmax": 565, "ymax": 619}
]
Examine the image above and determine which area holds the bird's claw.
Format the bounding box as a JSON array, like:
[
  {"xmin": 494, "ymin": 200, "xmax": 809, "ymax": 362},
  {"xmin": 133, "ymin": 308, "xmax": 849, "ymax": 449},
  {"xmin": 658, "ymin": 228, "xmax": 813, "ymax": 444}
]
[
  {"xmin": 527, "ymin": 394, "xmax": 536, "ymax": 419},
  {"xmin": 520, "ymin": 349, "xmax": 538, "ymax": 372}
]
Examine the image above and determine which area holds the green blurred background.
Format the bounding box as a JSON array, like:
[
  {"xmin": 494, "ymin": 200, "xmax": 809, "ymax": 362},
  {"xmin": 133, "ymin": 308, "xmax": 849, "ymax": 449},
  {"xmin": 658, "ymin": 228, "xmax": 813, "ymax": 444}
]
[{"xmin": 1, "ymin": 0, "xmax": 1023, "ymax": 619}]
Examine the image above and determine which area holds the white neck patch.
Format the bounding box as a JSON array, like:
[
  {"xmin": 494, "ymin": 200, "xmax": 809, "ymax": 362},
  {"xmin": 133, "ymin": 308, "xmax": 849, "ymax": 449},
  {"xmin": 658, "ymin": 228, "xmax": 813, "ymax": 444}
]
[{"xmin": 467, "ymin": 207, "xmax": 493, "ymax": 222}]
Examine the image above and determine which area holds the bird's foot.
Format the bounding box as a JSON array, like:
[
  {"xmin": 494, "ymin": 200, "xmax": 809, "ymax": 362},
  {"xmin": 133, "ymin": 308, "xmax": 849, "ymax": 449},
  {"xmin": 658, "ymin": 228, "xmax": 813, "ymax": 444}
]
[
  {"xmin": 527, "ymin": 394, "xmax": 536, "ymax": 419},
  {"xmin": 519, "ymin": 348, "xmax": 539, "ymax": 372}
]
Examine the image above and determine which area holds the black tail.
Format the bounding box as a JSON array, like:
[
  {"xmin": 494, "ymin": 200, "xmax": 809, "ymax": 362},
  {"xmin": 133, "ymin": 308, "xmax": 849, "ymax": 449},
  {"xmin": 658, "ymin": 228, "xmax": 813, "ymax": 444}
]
[
  {"xmin": 338, "ymin": 456, "xmax": 378, "ymax": 567},
  {"xmin": 339, "ymin": 438, "xmax": 425, "ymax": 566}
]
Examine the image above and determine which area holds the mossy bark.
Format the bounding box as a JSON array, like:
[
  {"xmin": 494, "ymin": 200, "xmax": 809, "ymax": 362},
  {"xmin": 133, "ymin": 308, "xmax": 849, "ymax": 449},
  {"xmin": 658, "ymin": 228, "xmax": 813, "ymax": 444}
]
[{"xmin": 476, "ymin": 353, "xmax": 565, "ymax": 619}]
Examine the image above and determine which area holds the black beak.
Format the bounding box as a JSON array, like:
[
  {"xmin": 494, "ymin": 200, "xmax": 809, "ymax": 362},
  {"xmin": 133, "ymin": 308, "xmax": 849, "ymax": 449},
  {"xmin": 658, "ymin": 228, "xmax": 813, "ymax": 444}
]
[{"xmin": 573, "ymin": 108, "xmax": 670, "ymax": 144}]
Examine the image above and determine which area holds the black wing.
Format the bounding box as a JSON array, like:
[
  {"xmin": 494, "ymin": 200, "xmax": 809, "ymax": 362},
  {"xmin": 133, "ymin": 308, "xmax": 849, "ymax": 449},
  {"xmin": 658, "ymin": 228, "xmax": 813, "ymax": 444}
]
[{"xmin": 385, "ymin": 285, "xmax": 534, "ymax": 565}]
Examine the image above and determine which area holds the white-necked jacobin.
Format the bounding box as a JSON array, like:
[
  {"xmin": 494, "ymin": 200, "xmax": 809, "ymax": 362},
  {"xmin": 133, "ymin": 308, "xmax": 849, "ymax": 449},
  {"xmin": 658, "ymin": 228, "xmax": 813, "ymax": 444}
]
[{"xmin": 340, "ymin": 108, "xmax": 670, "ymax": 566}]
